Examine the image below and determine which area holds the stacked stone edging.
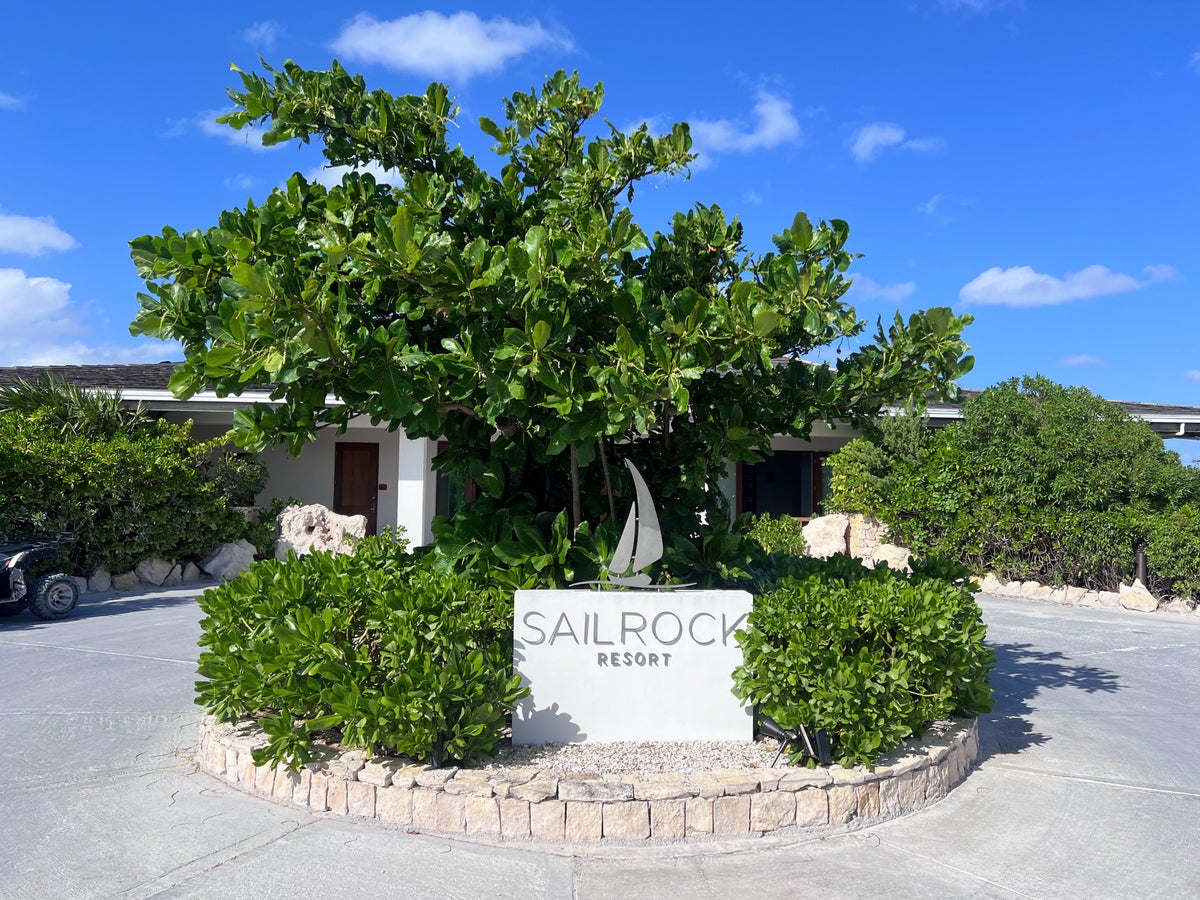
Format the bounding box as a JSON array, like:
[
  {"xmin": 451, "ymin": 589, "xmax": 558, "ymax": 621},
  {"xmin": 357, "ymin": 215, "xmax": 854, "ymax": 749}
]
[
  {"xmin": 978, "ymin": 573, "xmax": 1200, "ymax": 618},
  {"xmin": 197, "ymin": 716, "xmax": 979, "ymax": 845}
]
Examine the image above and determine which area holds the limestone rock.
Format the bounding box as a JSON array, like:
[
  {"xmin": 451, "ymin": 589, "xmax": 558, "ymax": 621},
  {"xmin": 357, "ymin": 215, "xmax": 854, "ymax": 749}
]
[
  {"xmin": 1163, "ymin": 598, "xmax": 1195, "ymax": 615},
  {"xmin": 848, "ymin": 514, "xmax": 888, "ymax": 559},
  {"xmin": 802, "ymin": 514, "xmax": 850, "ymax": 559},
  {"xmin": 181, "ymin": 562, "xmax": 202, "ymax": 583},
  {"xmin": 112, "ymin": 571, "xmax": 139, "ymax": 590},
  {"xmin": 1119, "ymin": 579, "xmax": 1159, "ymax": 612},
  {"xmin": 199, "ymin": 540, "xmax": 258, "ymax": 582},
  {"xmin": 1029, "ymin": 584, "xmax": 1055, "ymax": 601},
  {"xmin": 275, "ymin": 504, "xmax": 367, "ymax": 560},
  {"xmin": 871, "ymin": 543, "xmax": 912, "ymax": 572},
  {"xmin": 979, "ymin": 573, "xmax": 1003, "ymax": 594},
  {"xmin": 135, "ymin": 556, "xmax": 175, "ymax": 586},
  {"xmin": 163, "ymin": 564, "xmax": 183, "ymax": 587},
  {"xmin": 87, "ymin": 566, "xmax": 112, "ymax": 593},
  {"xmin": 1094, "ymin": 590, "xmax": 1121, "ymax": 608},
  {"xmin": 1064, "ymin": 585, "xmax": 1088, "ymax": 604},
  {"xmin": 70, "ymin": 576, "xmax": 88, "ymax": 595}
]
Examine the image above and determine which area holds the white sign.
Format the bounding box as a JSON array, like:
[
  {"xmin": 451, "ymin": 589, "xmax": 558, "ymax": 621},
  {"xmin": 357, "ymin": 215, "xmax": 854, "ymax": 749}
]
[{"xmin": 512, "ymin": 589, "xmax": 754, "ymax": 744}]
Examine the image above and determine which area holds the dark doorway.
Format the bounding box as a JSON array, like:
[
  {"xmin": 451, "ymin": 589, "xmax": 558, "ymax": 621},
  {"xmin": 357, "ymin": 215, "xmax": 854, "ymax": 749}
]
[
  {"xmin": 334, "ymin": 442, "xmax": 379, "ymax": 535},
  {"xmin": 738, "ymin": 450, "xmax": 830, "ymax": 520}
]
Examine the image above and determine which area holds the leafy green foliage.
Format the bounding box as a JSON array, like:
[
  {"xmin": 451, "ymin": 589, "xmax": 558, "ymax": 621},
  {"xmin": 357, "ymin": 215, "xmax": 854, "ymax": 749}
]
[
  {"xmin": 1143, "ymin": 507, "xmax": 1200, "ymax": 599},
  {"xmin": 195, "ymin": 535, "xmax": 527, "ymax": 769},
  {"xmin": 0, "ymin": 373, "xmax": 154, "ymax": 437},
  {"xmin": 203, "ymin": 451, "xmax": 269, "ymax": 506},
  {"xmin": 131, "ymin": 62, "xmax": 974, "ymax": 545},
  {"xmin": 242, "ymin": 496, "xmax": 288, "ymax": 558},
  {"xmin": 827, "ymin": 376, "xmax": 1200, "ymax": 593},
  {"xmin": 732, "ymin": 554, "xmax": 994, "ymax": 767},
  {"xmin": 746, "ymin": 513, "xmax": 807, "ymax": 557},
  {"xmin": 0, "ymin": 414, "xmax": 244, "ymax": 573},
  {"xmin": 428, "ymin": 501, "xmax": 805, "ymax": 592}
]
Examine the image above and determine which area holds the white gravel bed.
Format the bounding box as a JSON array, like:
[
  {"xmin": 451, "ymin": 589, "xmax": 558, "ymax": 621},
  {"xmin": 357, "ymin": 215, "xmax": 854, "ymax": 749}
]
[{"xmin": 480, "ymin": 737, "xmax": 787, "ymax": 775}]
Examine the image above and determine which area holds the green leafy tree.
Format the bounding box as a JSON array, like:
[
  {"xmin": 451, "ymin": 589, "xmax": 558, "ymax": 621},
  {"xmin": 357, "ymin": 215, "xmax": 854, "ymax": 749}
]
[
  {"xmin": 130, "ymin": 62, "xmax": 973, "ymax": 545},
  {"xmin": 828, "ymin": 375, "xmax": 1200, "ymax": 591}
]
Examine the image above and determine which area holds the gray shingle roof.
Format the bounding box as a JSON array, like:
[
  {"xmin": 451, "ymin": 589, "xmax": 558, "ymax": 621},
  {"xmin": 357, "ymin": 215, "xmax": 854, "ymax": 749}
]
[{"xmin": 0, "ymin": 362, "xmax": 182, "ymax": 391}]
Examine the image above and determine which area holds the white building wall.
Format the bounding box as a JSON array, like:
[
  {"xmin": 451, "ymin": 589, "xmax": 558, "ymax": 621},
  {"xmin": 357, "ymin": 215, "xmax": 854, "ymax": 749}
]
[{"xmin": 393, "ymin": 433, "xmax": 438, "ymax": 545}]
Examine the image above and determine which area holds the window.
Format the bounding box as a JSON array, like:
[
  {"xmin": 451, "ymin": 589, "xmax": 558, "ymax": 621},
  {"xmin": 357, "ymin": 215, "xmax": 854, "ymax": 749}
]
[{"xmin": 738, "ymin": 450, "xmax": 830, "ymax": 520}]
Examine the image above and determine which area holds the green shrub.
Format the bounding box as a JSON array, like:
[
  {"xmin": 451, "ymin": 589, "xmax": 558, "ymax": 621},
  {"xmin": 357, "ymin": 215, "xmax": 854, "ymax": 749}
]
[
  {"xmin": 241, "ymin": 497, "xmax": 288, "ymax": 558},
  {"xmin": 1144, "ymin": 506, "xmax": 1200, "ymax": 599},
  {"xmin": 0, "ymin": 415, "xmax": 243, "ymax": 572},
  {"xmin": 195, "ymin": 534, "xmax": 527, "ymax": 769},
  {"xmin": 826, "ymin": 376, "xmax": 1200, "ymax": 595},
  {"xmin": 204, "ymin": 451, "xmax": 269, "ymax": 506},
  {"xmin": 732, "ymin": 553, "xmax": 994, "ymax": 767},
  {"xmin": 747, "ymin": 513, "xmax": 807, "ymax": 557}
]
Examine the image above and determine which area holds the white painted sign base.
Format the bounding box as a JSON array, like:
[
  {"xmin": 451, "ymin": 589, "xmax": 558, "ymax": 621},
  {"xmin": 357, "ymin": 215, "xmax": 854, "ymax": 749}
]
[{"xmin": 512, "ymin": 589, "xmax": 754, "ymax": 745}]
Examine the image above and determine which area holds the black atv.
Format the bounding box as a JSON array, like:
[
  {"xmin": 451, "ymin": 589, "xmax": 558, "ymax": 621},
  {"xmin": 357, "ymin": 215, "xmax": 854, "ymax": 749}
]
[{"xmin": 0, "ymin": 535, "xmax": 80, "ymax": 620}]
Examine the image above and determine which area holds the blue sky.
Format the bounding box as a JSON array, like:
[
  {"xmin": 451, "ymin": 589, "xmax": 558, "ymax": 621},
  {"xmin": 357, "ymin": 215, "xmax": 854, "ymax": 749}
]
[{"xmin": 3, "ymin": 3, "xmax": 1199, "ymax": 425}]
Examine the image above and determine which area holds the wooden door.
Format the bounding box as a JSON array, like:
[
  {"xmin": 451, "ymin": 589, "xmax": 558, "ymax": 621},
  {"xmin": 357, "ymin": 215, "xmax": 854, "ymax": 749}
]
[{"xmin": 334, "ymin": 442, "xmax": 379, "ymax": 535}]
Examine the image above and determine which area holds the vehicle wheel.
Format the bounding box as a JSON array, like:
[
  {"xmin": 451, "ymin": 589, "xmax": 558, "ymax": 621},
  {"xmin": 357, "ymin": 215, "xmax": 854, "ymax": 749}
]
[
  {"xmin": 29, "ymin": 574, "xmax": 79, "ymax": 620},
  {"xmin": 0, "ymin": 602, "xmax": 20, "ymax": 617}
]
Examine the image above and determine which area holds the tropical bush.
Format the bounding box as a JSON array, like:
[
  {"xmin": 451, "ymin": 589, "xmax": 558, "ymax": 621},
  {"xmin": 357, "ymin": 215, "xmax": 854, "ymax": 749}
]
[
  {"xmin": 827, "ymin": 376, "xmax": 1200, "ymax": 594},
  {"xmin": 0, "ymin": 373, "xmax": 155, "ymax": 436},
  {"xmin": 0, "ymin": 375, "xmax": 284, "ymax": 572},
  {"xmin": 746, "ymin": 513, "xmax": 807, "ymax": 557},
  {"xmin": 195, "ymin": 535, "xmax": 526, "ymax": 769},
  {"xmin": 1143, "ymin": 507, "xmax": 1200, "ymax": 600},
  {"xmin": 0, "ymin": 413, "xmax": 244, "ymax": 573},
  {"xmin": 203, "ymin": 451, "xmax": 269, "ymax": 506},
  {"xmin": 732, "ymin": 554, "xmax": 994, "ymax": 767}
]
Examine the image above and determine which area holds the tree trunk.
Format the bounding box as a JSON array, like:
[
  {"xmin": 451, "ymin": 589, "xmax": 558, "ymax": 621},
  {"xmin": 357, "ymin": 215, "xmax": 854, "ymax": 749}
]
[{"xmin": 569, "ymin": 443, "xmax": 582, "ymax": 533}]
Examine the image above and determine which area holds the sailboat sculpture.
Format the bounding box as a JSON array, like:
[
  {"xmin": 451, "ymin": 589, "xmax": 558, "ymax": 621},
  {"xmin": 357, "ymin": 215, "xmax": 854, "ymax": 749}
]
[{"xmin": 574, "ymin": 460, "xmax": 689, "ymax": 589}]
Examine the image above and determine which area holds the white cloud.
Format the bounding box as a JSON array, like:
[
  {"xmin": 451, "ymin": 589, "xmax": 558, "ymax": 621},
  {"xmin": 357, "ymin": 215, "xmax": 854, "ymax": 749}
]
[
  {"xmin": 919, "ymin": 194, "xmax": 946, "ymax": 215},
  {"xmin": 690, "ymin": 91, "xmax": 802, "ymax": 156},
  {"xmin": 330, "ymin": 11, "xmax": 572, "ymax": 82},
  {"xmin": 167, "ymin": 110, "xmax": 282, "ymax": 152},
  {"xmin": 0, "ymin": 210, "xmax": 78, "ymax": 255},
  {"xmin": 6, "ymin": 340, "xmax": 179, "ymax": 367},
  {"xmin": 902, "ymin": 136, "xmax": 947, "ymax": 153},
  {"xmin": 960, "ymin": 263, "xmax": 1176, "ymax": 307},
  {"xmin": 0, "ymin": 268, "xmax": 72, "ymax": 324},
  {"xmin": 243, "ymin": 20, "xmax": 282, "ymax": 49},
  {"xmin": 0, "ymin": 92, "xmax": 24, "ymax": 110},
  {"xmin": 850, "ymin": 123, "xmax": 904, "ymax": 162},
  {"xmin": 1060, "ymin": 354, "xmax": 1102, "ymax": 367},
  {"xmin": 1143, "ymin": 264, "xmax": 1178, "ymax": 282},
  {"xmin": 850, "ymin": 275, "xmax": 917, "ymax": 303},
  {"xmin": 850, "ymin": 122, "xmax": 946, "ymax": 162},
  {"xmin": 1186, "ymin": 370, "xmax": 1200, "ymax": 383},
  {"xmin": 305, "ymin": 162, "xmax": 404, "ymax": 189},
  {"xmin": 0, "ymin": 267, "xmax": 177, "ymax": 365},
  {"xmin": 224, "ymin": 174, "xmax": 258, "ymax": 192}
]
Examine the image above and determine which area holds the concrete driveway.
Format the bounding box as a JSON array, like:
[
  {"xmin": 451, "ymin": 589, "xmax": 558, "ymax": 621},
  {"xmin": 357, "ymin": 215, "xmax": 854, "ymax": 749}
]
[{"xmin": 1, "ymin": 586, "xmax": 1197, "ymax": 899}]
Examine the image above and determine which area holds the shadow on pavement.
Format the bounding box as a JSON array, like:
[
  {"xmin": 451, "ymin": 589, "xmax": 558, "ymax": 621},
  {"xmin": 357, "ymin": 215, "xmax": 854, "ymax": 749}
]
[
  {"xmin": 980, "ymin": 641, "xmax": 1122, "ymax": 758},
  {"xmin": 0, "ymin": 589, "xmax": 202, "ymax": 631}
]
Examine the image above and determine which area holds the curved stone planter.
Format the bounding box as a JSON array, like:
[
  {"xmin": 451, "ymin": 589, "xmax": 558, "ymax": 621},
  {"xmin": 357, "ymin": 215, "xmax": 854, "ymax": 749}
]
[{"xmin": 198, "ymin": 716, "xmax": 979, "ymax": 844}]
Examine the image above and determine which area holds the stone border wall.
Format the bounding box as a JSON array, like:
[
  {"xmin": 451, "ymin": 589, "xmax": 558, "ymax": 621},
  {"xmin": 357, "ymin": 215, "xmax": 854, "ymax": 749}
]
[
  {"xmin": 198, "ymin": 717, "xmax": 979, "ymax": 844},
  {"xmin": 979, "ymin": 573, "xmax": 1199, "ymax": 617}
]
